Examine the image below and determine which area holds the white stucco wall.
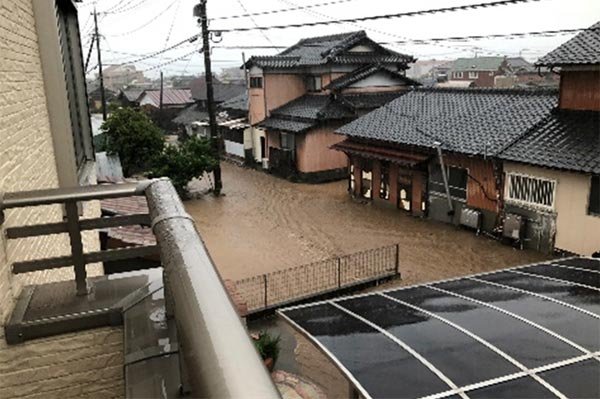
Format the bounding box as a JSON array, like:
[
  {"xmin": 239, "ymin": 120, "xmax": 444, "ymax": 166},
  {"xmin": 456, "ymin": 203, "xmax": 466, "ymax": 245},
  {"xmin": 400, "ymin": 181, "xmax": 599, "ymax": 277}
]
[{"xmin": 504, "ymin": 162, "xmax": 600, "ymax": 255}]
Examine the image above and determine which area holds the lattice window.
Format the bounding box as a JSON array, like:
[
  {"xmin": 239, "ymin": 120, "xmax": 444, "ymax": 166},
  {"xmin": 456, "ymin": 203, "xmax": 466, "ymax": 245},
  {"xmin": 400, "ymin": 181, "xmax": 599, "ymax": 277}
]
[{"xmin": 506, "ymin": 173, "xmax": 556, "ymax": 210}]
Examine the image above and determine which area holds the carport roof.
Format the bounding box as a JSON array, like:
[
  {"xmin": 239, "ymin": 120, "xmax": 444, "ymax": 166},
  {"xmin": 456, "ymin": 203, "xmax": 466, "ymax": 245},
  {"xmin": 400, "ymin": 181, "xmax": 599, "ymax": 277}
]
[{"xmin": 279, "ymin": 257, "xmax": 600, "ymax": 399}]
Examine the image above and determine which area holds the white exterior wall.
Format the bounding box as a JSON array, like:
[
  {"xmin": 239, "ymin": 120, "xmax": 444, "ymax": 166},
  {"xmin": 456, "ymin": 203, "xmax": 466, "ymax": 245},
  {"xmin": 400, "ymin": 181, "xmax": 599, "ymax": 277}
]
[
  {"xmin": 504, "ymin": 162, "xmax": 600, "ymax": 255},
  {"xmin": 225, "ymin": 140, "xmax": 245, "ymax": 158}
]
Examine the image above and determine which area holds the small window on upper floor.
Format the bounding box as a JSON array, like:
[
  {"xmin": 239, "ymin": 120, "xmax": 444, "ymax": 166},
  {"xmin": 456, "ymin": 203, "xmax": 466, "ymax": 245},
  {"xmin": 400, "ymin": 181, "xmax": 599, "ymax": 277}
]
[
  {"xmin": 589, "ymin": 175, "xmax": 600, "ymax": 216},
  {"xmin": 250, "ymin": 77, "xmax": 263, "ymax": 88},
  {"xmin": 306, "ymin": 76, "xmax": 322, "ymax": 92},
  {"xmin": 468, "ymin": 71, "xmax": 479, "ymax": 79},
  {"xmin": 453, "ymin": 72, "xmax": 463, "ymax": 79}
]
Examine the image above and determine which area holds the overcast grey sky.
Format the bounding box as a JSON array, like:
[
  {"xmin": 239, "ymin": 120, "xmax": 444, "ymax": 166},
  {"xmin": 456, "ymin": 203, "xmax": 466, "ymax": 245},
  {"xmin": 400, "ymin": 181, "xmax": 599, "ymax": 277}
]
[{"xmin": 78, "ymin": 0, "xmax": 600, "ymax": 79}]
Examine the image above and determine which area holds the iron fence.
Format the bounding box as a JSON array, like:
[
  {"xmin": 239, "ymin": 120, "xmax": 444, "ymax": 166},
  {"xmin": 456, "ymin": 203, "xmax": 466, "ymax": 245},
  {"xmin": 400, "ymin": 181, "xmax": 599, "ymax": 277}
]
[{"xmin": 235, "ymin": 244, "xmax": 400, "ymax": 314}]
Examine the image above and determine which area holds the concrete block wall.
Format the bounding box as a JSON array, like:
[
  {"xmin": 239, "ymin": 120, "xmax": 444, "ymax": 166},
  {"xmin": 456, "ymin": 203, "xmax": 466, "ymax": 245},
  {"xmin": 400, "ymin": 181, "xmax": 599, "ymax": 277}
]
[{"xmin": 0, "ymin": 1, "xmax": 115, "ymax": 397}]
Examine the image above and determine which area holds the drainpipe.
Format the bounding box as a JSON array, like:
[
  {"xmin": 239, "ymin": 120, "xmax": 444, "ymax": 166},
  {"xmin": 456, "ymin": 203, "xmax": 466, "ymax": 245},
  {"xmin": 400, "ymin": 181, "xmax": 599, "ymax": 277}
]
[{"xmin": 434, "ymin": 142, "xmax": 454, "ymax": 215}]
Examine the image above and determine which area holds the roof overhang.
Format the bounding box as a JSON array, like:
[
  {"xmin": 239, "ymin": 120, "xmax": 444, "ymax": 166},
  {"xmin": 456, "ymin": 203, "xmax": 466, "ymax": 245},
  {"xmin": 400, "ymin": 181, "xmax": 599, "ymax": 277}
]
[{"xmin": 332, "ymin": 139, "xmax": 430, "ymax": 166}]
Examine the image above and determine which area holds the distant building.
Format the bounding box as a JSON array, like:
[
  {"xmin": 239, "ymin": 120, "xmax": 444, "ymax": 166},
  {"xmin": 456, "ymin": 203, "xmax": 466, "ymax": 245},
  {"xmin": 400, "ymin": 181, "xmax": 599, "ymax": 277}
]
[
  {"xmin": 450, "ymin": 56, "xmax": 509, "ymax": 87},
  {"xmin": 100, "ymin": 64, "xmax": 146, "ymax": 92},
  {"xmin": 407, "ymin": 59, "xmax": 453, "ymax": 82},
  {"xmin": 138, "ymin": 88, "xmax": 194, "ymax": 110},
  {"xmin": 506, "ymin": 57, "xmax": 559, "ymax": 87},
  {"xmin": 88, "ymin": 86, "xmax": 116, "ymax": 113}
]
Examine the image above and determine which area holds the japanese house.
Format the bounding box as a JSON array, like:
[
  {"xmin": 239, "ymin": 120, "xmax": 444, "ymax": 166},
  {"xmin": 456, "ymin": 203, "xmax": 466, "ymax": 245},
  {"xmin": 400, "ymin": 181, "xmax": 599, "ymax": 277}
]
[
  {"xmin": 497, "ymin": 22, "xmax": 600, "ymax": 255},
  {"xmin": 0, "ymin": 1, "xmax": 277, "ymax": 397},
  {"xmin": 334, "ymin": 88, "xmax": 557, "ymax": 233},
  {"xmin": 218, "ymin": 92, "xmax": 253, "ymax": 162},
  {"xmin": 450, "ymin": 56, "xmax": 510, "ymax": 87},
  {"xmin": 244, "ymin": 31, "xmax": 419, "ymax": 182},
  {"xmin": 138, "ymin": 88, "xmax": 194, "ymax": 110}
]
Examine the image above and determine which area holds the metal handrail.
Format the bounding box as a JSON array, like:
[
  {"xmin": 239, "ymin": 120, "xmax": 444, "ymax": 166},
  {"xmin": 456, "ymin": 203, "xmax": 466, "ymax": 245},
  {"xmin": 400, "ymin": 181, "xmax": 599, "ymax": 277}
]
[{"xmin": 1, "ymin": 178, "xmax": 281, "ymax": 398}]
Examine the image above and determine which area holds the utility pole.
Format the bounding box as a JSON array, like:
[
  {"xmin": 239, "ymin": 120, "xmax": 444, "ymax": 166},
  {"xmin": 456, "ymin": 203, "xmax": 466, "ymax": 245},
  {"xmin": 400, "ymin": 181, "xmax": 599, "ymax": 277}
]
[
  {"xmin": 159, "ymin": 71, "xmax": 164, "ymax": 111},
  {"xmin": 94, "ymin": 9, "xmax": 107, "ymax": 121},
  {"xmin": 195, "ymin": 0, "xmax": 222, "ymax": 196}
]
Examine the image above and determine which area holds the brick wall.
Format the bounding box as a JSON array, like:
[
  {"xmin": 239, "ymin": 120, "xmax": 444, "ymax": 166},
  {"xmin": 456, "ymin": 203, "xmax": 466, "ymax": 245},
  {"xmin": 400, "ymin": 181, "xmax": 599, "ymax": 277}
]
[{"xmin": 0, "ymin": 1, "xmax": 114, "ymax": 397}]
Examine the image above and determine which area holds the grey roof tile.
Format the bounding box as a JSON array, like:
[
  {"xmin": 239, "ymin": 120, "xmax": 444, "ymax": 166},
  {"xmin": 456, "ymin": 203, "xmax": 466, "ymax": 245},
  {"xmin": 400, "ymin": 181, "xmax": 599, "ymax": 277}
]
[
  {"xmin": 219, "ymin": 92, "xmax": 248, "ymax": 112},
  {"xmin": 325, "ymin": 64, "xmax": 420, "ymax": 90},
  {"xmin": 500, "ymin": 110, "xmax": 600, "ymax": 173},
  {"xmin": 337, "ymin": 88, "xmax": 558, "ymax": 156},
  {"xmin": 259, "ymin": 118, "xmax": 316, "ymax": 133},
  {"xmin": 536, "ymin": 22, "xmax": 600, "ymax": 66},
  {"xmin": 245, "ymin": 31, "xmax": 414, "ymax": 69},
  {"xmin": 172, "ymin": 104, "xmax": 208, "ymax": 124}
]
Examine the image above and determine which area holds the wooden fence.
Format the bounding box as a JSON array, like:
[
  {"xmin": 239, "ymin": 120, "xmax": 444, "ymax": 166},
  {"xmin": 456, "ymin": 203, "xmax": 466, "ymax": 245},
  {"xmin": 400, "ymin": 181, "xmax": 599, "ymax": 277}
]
[{"xmin": 235, "ymin": 244, "xmax": 400, "ymax": 314}]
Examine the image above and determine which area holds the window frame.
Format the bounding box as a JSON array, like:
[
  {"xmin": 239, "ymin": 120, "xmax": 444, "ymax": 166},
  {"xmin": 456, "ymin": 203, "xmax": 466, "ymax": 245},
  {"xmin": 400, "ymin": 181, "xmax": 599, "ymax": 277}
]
[
  {"xmin": 250, "ymin": 76, "xmax": 263, "ymax": 89},
  {"xmin": 430, "ymin": 165, "xmax": 468, "ymax": 202},
  {"xmin": 468, "ymin": 71, "xmax": 479, "ymax": 79},
  {"xmin": 588, "ymin": 175, "xmax": 600, "ymax": 216},
  {"xmin": 306, "ymin": 76, "xmax": 322, "ymax": 92},
  {"xmin": 453, "ymin": 72, "xmax": 463, "ymax": 79},
  {"xmin": 379, "ymin": 162, "xmax": 390, "ymax": 200},
  {"xmin": 504, "ymin": 172, "xmax": 557, "ymax": 212}
]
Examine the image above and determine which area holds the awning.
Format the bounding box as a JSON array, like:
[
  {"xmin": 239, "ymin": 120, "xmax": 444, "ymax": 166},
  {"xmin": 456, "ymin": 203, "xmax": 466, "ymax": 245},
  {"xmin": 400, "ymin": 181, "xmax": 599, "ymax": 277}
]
[{"xmin": 332, "ymin": 139, "xmax": 429, "ymax": 167}]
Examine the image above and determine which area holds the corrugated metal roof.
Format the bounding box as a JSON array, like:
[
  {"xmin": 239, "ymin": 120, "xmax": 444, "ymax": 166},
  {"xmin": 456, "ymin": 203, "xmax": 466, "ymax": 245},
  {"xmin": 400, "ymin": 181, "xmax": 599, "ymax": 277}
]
[{"xmin": 140, "ymin": 89, "xmax": 194, "ymax": 107}]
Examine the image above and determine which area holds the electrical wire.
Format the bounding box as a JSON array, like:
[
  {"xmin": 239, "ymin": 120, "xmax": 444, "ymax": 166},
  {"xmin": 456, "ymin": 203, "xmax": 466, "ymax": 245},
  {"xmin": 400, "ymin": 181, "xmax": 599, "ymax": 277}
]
[
  {"xmin": 235, "ymin": 0, "xmax": 277, "ymax": 47},
  {"xmin": 102, "ymin": 0, "xmax": 149, "ymax": 15},
  {"xmin": 212, "ymin": 0, "xmax": 357, "ymax": 21},
  {"xmin": 138, "ymin": 49, "xmax": 199, "ymax": 73},
  {"xmin": 214, "ymin": 0, "xmax": 547, "ymax": 32},
  {"xmin": 105, "ymin": 0, "xmax": 180, "ymax": 37}
]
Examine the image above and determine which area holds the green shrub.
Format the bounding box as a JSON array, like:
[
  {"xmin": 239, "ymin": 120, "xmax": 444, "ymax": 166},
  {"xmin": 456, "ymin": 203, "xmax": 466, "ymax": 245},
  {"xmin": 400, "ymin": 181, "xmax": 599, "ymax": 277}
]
[
  {"xmin": 100, "ymin": 107, "xmax": 164, "ymax": 176},
  {"xmin": 150, "ymin": 137, "xmax": 218, "ymax": 198},
  {"xmin": 253, "ymin": 331, "xmax": 281, "ymax": 364}
]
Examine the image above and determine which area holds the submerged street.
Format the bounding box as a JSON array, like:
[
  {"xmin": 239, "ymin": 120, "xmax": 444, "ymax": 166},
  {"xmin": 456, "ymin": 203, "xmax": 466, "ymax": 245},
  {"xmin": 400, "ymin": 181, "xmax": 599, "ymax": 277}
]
[{"xmin": 187, "ymin": 162, "xmax": 548, "ymax": 284}]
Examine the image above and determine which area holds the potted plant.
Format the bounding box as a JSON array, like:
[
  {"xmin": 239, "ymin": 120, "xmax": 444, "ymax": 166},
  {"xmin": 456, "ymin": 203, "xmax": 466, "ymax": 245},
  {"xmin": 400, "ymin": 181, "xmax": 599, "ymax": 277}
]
[{"xmin": 252, "ymin": 331, "xmax": 281, "ymax": 372}]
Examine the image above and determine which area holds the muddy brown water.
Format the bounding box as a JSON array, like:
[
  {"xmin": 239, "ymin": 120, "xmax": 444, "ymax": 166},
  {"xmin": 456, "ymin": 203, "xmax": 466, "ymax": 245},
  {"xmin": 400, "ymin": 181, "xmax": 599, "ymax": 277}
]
[{"xmin": 186, "ymin": 162, "xmax": 548, "ymax": 285}]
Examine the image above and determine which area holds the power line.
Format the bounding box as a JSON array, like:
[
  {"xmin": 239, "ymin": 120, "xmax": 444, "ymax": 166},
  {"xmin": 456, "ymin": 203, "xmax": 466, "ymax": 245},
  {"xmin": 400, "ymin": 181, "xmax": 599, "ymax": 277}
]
[
  {"xmin": 138, "ymin": 49, "xmax": 199, "ymax": 73},
  {"xmin": 235, "ymin": 0, "xmax": 277, "ymax": 47},
  {"xmin": 214, "ymin": 0, "xmax": 546, "ymax": 32},
  {"xmin": 105, "ymin": 0, "xmax": 180, "ymax": 37},
  {"xmin": 101, "ymin": 0, "xmax": 149, "ymax": 14},
  {"xmin": 211, "ymin": 0, "xmax": 357, "ymax": 21}
]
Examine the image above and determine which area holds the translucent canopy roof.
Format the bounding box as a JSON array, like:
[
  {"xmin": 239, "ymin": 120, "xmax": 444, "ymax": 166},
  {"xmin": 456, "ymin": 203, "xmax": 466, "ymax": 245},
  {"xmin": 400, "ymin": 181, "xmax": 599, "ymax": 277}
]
[{"xmin": 279, "ymin": 257, "xmax": 600, "ymax": 399}]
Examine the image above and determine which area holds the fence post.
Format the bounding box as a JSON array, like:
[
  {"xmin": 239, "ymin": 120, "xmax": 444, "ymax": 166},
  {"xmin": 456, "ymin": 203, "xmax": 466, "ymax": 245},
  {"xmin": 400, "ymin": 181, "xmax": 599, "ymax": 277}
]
[
  {"xmin": 263, "ymin": 274, "xmax": 268, "ymax": 308},
  {"xmin": 65, "ymin": 201, "xmax": 87, "ymax": 296},
  {"xmin": 337, "ymin": 257, "xmax": 342, "ymax": 288},
  {"xmin": 395, "ymin": 244, "xmax": 400, "ymax": 276}
]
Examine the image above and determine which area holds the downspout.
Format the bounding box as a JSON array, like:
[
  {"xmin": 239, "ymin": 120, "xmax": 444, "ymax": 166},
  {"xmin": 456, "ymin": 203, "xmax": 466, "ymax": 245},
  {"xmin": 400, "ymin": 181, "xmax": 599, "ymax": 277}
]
[{"xmin": 434, "ymin": 142, "xmax": 454, "ymax": 215}]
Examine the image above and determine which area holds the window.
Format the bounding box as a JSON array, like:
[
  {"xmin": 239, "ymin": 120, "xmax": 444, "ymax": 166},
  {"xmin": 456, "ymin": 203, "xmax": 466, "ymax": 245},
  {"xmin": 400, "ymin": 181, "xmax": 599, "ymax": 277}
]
[
  {"xmin": 589, "ymin": 175, "xmax": 600, "ymax": 215},
  {"xmin": 468, "ymin": 71, "xmax": 479, "ymax": 79},
  {"xmin": 361, "ymin": 168, "xmax": 372, "ymax": 199},
  {"xmin": 306, "ymin": 76, "xmax": 322, "ymax": 92},
  {"xmin": 430, "ymin": 165, "xmax": 468, "ymax": 201},
  {"xmin": 453, "ymin": 72, "xmax": 463, "ymax": 79},
  {"xmin": 380, "ymin": 162, "xmax": 390, "ymax": 200},
  {"xmin": 56, "ymin": 0, "xmax": 92, "ymax": 170},
  {"xmin": 280, "ymin": 132, "xmax": 295, "ymax": 150},
  {"xmin": 350, "ymin": 164, "xmax": 355, "ymax": 192},
  {"xmin": 250, "ymin": 77, "xmax": 263, "ymax": 88},
  {"xmin": 505, "ymin": 173, "xmax": 556, "ymax": 210}
]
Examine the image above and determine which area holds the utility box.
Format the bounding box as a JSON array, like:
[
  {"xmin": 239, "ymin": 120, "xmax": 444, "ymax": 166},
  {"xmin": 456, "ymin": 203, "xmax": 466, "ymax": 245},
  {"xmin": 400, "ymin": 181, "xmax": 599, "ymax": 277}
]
[
  {"xmin": 503, "ymin": 213, "xmax": 526, "ymax": 247},
  {"xmin": 459, "ymin": 207, "xmax": 483, "ymax": 234}
]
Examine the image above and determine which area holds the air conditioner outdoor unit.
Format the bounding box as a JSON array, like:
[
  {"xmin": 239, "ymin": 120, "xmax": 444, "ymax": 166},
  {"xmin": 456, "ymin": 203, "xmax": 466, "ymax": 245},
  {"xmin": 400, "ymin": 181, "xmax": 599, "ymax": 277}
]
[
  {"xmin": 261, "ymin": 158, "xmax": 269, "ymax": 170},
  {"xmin": 459, "ymin": 207, "xmax": 482, "ymax": 234},
  {"xmin": 503, "ymin": 213, "xmax": 526, "ymax": 248}
]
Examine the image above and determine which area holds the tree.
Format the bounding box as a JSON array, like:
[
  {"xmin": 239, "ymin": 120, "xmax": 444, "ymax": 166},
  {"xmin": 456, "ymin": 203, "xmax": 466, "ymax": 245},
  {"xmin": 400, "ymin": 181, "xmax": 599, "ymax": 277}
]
[
  {"xmin": 150, "ymin": 137, "xmax": 218, "ymax": 198},
  {"xmin": 101, "ymin": 107, "xmax": 164, "ymax": 176}
]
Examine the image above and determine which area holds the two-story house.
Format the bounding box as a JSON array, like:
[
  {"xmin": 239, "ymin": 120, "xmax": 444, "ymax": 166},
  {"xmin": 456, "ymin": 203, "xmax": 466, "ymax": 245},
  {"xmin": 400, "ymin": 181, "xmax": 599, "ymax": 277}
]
[
  {"xmin": 450, "ymin": 56, "xmax": 510, "ymax": 87},
  {"xmin": 244, "ymin": 31, "xmax": 419, "ymax": 182},
  {"xmin": 498, "ymin": 22, "xmax": 600, "ymax": 256}
]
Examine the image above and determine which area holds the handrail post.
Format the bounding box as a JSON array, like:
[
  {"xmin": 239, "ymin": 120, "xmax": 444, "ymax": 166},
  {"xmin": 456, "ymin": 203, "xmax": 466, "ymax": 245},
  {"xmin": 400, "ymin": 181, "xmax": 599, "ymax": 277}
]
[
  {"xmin": 263, "ymin": 274, "xmax": 268, "ymax": 308},
  {"xmin": 337, "ymin": 257, "xmax": 342, "ymax": 288},
  {"xmin": 395, "ymin": 244, "xmax": 400, "ymax": 276},
  {"xmin": 65, "ymin": 201, "xmax": 87, "ymax": 296}
]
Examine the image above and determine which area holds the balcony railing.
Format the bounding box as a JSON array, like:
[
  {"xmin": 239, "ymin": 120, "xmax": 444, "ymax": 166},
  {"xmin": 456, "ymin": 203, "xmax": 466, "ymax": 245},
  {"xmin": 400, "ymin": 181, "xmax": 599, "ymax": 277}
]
[{"xmin": 0, "ymin": 179, "xmax": 280, "ymax": 398}]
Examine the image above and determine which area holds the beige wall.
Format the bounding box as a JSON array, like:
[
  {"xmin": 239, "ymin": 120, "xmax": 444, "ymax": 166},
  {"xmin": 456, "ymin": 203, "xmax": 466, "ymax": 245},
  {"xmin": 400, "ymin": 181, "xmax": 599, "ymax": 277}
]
[
  {"xmin": 265, "ymin": 74, "xmax": 306, "ymax": 118},
  {"xmin": 505, "ymin": 163, "xmax": 600, "ymax": 255},
  {"xmin": 0, "ymin": 1, "xmax": 107, "ymax": 397},
  {"xmin": 296, "ymin": 127, "xmax": 347, "ymax": 173}
]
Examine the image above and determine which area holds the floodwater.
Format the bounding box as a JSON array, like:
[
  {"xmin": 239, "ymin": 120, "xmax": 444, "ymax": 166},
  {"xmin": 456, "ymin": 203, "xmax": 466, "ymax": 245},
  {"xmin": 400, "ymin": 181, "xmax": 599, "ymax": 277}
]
[{"xmin": 186, "ymin": 162, "xmax": 548, "ymax": 285}]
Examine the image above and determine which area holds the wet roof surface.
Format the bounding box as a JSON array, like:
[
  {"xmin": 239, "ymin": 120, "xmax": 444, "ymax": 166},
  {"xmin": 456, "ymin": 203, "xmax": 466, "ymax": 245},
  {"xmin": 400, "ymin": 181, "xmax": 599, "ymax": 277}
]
[
  {"xmin": 536, "ymin": 22, "xmax": 600, "ymax": 67},
  {"xmin": 280, "ymin": 257, "xmax": 600, "ymax": 399}
]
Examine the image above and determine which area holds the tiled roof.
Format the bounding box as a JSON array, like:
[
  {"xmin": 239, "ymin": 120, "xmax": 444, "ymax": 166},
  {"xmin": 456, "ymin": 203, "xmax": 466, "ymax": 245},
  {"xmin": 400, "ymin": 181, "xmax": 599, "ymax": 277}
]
[
  {"xmin": 245, "ymin": 31, "xmax": 414, "ymax": 69},
  {"xmin": 338, "ymin": 92, "xmax": 405, "ymax": 110},
  {"xmin": 325, "ymin": 64, "xmax": 421, "ymax": 90},
  {"xmin": 120, "ymin": 88, "xmax": 144, "ymax": 102},
  {"xmin": 337, "ymin": 88, "xmax": 558, "ymax": 156},
  {"xmin": 500, "ymin": 110, "xmax": 600, "ymax": 173},
  {"xmin": 452, "ymin": 56, "xmax": 505, "ymax": 72},
  {"xmin": 537, "ymin": 22, "xmax": 600, "ymax": 67},
  {"xmin": 140, "ymin": 89, "xmax": 194, "ymax": 107},
  {"xmin": 218, "ymin": 92, "xmax": 248, "ymax": 112},
  {"xmin": 172, "ymin": 104, "xmax": 208, "ymax": 125},
  {"xmin": 259, "ymin": 118, "xmax": 316, "ymax": 133},
  {"xmin": 101, "ymin": 194, "xmax": 155, "ymax": 246},
  {"xmin": 507, "ymin": 57, "xmax": 536, "ymax": 73},
  {"xmin": 270, "ymin": 95, "xmax": 353, "ymax": 120}
]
